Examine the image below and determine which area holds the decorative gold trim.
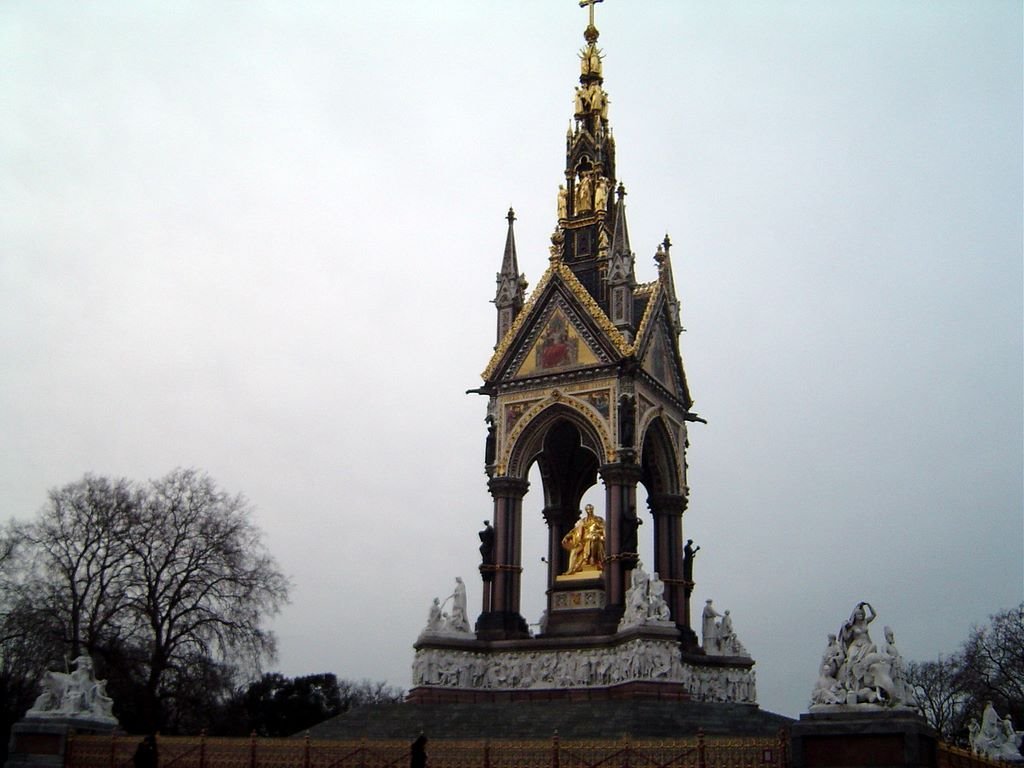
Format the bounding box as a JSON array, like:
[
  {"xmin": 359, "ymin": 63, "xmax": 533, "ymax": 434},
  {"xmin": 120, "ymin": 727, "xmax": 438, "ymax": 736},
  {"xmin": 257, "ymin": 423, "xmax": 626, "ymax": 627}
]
[
  {"xmin": 629, "ymin": 280, "xmax": 662, "ymax": 357},
  {"xmin": 482, "ymin": 261, "xmax": 633, "ymax": 381},
  {"xmin": 634, "ymin": 280, "xmax": 657, "ymax": 296},
  {"xmin": 482, "ymin": 256, "xmax": 670, "ymax": 394},
  {"xmin": 483, "ymin": 266, "xmax": 557, "ymax": 380}
]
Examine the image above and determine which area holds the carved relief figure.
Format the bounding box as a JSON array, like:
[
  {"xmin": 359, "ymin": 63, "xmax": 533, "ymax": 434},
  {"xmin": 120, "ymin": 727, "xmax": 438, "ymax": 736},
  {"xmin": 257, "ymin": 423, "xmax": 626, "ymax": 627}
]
[
  {"xmin": 701, "ymin": 599, "xmax": 721, "ymax": 652},
  {"xmin": 837, "ymin": 601, "xmax": 876, "ymax": 691},
  {"xmin": 446, "ymin": 577, "xmax": 470, "ymax": 633},
  {"xmin": 426, "ymin": 598, "xmax": 444, "ymax": 632},
  {"xmin": 580, "ymin": 46, "xmax": 602, "ymax": 76},
  {"xmin": 557, "ymin": 184, "xmax": 568, "ymax": 219},
  {"xmin": 617, "ymin": 394, "xmax": 635, "ymax": 448},
  {"xmin": 574, "ymin": 86, "xmax": 589, "ymax": 114},
  {"xmin": 575, "ymin": 172, "xmax": 593, "ymax": 212},
  {"xmin": 594, "ymin": 175, "xmax": 609, "ymax": 212},
  {"xmin": 647, "ymin": 573, "xmax": 671, "ymax": 621}
]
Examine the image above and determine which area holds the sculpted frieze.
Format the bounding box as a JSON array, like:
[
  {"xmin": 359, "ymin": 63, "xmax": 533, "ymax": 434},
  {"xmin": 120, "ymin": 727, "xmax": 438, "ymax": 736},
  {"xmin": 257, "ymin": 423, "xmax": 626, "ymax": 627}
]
[{"xmin": 412, "ymin": 638, "xmax": 756, "ymax": 704}]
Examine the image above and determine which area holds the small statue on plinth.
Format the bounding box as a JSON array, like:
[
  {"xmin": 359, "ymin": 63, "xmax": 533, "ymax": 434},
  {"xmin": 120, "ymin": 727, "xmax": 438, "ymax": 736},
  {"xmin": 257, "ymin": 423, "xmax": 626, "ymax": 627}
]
[
  {"xmin": 683, "ymin": 539, "xmax": 699, "ymax": 583},
  {"xmin": 478, "ymin": 520, "xmax": 495, "ymax": 567}
]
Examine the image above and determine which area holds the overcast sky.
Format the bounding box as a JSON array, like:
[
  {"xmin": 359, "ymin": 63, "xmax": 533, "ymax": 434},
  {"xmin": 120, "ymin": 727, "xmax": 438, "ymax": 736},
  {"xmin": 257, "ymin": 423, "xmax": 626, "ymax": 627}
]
[{"xmin": 2, "ymin": 1, "xmax": 1021, "ymax": 719}]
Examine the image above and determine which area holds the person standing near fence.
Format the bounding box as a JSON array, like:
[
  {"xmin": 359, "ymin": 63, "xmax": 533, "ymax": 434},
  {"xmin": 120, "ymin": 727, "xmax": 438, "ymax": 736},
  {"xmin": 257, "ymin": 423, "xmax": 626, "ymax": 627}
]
[
  {"xmin": 410, "ymin": 733, "xmax": 428, "ymax": 768},
  {"xmin": 132, "ymin": 735, "xmax": 157, "ymax": 768}
]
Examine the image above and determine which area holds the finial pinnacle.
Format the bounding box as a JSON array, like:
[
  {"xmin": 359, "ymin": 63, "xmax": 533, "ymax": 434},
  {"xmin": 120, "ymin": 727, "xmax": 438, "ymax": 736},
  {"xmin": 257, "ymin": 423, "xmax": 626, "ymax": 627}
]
[{"xmin": 507, "ymin": 207, "xmax": 516, "ymax": 224}]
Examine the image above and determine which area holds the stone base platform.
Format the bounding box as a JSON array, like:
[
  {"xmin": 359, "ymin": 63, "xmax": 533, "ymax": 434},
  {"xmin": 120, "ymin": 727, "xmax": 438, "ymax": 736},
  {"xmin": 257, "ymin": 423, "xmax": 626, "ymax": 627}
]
[
  {"xmin": 6, "ymin": 717, "xmax": 117, "ymax": 768},
  {"xmin": 790, "ymin": 710, "xmax": 937, "ymax": 768},
  {"xmin": 307, "ymin": 699, "xmax": 793, "ymax": 740},
  {"xmin": 412, "ymin": 626, "xmax": 755, "ymax": 706},
  {"xmin": 408, "ymin": 679, "xmax": 692, "ymax": 704}
]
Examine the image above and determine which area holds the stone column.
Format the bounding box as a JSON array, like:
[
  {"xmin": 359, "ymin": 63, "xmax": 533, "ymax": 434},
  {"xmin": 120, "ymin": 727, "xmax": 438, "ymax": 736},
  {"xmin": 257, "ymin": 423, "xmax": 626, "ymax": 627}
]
[
  {"xmin": 476, "ymin": 476, "xmax": 530, "ymax": 639},
  {"xmin": 542, "ymin": 505, "xmax": 577, "ymax": 588},
  {"xmin": 598, "ymin": 463, "xmax": 641, "ymax": 628},
  {"xmin": 646, "ymin": 491, "xmax": 691, "ymax": 639}
]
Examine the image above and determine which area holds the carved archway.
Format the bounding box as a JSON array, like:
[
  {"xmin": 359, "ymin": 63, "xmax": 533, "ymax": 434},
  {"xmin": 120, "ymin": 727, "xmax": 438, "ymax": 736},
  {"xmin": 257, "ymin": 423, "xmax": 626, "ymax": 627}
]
[
  {"xmin": 478, "ymin": 401, "xmax": 610, "ymax": 639},
  {"xmin": 639, "ymin": 414, "xmax": 681, "ymax": 498},
  {"xmin": 507, "ymin": 403, "xmax": 605, "ymax": 576},
  {"xmin": 637, "ymin": 414, "xmax": 691, "ymax": 638},
  {"xmin": 504, "ymin": 396, "xmax": 611, "ymax": 480}
]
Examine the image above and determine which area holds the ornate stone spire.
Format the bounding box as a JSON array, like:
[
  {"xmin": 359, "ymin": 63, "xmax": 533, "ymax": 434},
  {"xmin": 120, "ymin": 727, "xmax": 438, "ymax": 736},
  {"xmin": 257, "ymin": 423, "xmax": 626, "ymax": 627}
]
[
  {"xmin": 559, "ymin": 0, "xmax": 616, "ymax": 306},
  {"xmin": 494, "ymin": 208, "xmax": 527, "ymax": 345},
  {"xmin": 655, "ymin": 234, "xmax": 682, "ymax": 335},
  {"xmin": 607, "ymin": 182, "xmax": 636, "ymax": 339}
]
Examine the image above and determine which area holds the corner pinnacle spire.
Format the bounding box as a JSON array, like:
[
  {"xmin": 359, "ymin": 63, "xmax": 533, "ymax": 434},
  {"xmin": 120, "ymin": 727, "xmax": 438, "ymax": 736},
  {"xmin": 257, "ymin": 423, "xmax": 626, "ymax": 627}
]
[{"xmin": 494, "ymin": 208, "xmax": 527, "ymax": 346}]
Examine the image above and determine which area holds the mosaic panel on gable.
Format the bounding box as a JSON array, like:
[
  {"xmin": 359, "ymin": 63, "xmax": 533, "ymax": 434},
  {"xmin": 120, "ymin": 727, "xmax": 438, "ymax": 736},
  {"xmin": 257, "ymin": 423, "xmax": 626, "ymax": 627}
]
[{"xmin": 510, "ymin": 299, "xmax": 609, "ymax": 381}]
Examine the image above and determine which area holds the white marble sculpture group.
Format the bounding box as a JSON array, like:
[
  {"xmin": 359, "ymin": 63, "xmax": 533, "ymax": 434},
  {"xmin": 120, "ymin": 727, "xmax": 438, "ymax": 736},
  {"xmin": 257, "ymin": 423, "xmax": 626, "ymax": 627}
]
[
  {"xmin": 420, "ymin": 577, "xmax": 472, "ymax": 638},
  {"xmin": 27, "ymin": 655, "xmax": 117, "ymax": 724},
  {"xmin": 969, "ymin": 702, "xmax": 1024, "ymax": 761},
  {"xmin": 701, "ymin": 599, "xmax": 749, "ymax": 657},
  {"xmin": 618, "ymin": 561, "xmax": 672, "ymax": 630},
  {"xmin": 809, "ymin": 601, "xmax": 916, "ymax": 711}
]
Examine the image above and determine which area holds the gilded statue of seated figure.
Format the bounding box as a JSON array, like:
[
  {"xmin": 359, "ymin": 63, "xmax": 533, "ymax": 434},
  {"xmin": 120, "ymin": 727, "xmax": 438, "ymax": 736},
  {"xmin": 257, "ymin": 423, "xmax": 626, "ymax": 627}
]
[{"xmin": 561, "ymin": 504, "xmax": 606, "ymax": 574}]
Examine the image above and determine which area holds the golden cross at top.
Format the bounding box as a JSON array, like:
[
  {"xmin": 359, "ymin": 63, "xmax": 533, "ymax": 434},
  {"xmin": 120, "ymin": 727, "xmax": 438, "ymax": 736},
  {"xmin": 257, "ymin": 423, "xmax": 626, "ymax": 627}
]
[{"xmin": 579, "ymin": 0, "xmax": 604, "ymax": 29}]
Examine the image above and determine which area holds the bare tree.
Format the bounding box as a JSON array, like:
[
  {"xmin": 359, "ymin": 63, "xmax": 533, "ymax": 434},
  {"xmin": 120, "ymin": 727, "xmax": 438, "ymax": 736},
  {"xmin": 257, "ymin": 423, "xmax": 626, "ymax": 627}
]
[
  {"xmin": 908, "ymin": 604, "xmax": 1024, "ymax": 745},
  {"xmin": 0, "ymin": 469, "xmax": 289, "ymax": 733},
  {"xmin": 17, "ymin": 476, "xmax": 136, "ymax": 657},
  {"xmin": 959, "ymin": 604, "xmax": 1024, "ymax": 721},
  {"xmin": 125, "ymin": 469, "xmax": 289, "ymax": 729},
  {"xmin": 906, "ymin": 655, "xmax": 972, "ymax": 743},
  {"xmin": 0, "ymin": 526, "xmax": 64, "ymax": 759}
]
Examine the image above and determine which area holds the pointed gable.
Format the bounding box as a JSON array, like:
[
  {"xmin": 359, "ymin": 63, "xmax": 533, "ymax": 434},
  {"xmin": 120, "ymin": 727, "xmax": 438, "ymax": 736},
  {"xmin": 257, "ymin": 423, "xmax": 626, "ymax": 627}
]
[
  {"xmin": 633, "ymin": 285, "xmax": 692, "ymax": 407},
  {"xmin": 482, "ymin": 261, "xmax": 630, "ymax": 384}
]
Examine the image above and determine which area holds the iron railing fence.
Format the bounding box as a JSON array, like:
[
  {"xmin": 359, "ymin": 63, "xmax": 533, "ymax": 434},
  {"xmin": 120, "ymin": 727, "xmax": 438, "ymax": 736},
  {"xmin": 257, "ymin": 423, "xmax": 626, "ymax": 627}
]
[
  {"xmin": 66, "ymin": 732, "xmax": 789, "ymax": 768},
  {"xmin": 937, "ymin": 742, "xmax": 1014, "ymax": 768}
]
